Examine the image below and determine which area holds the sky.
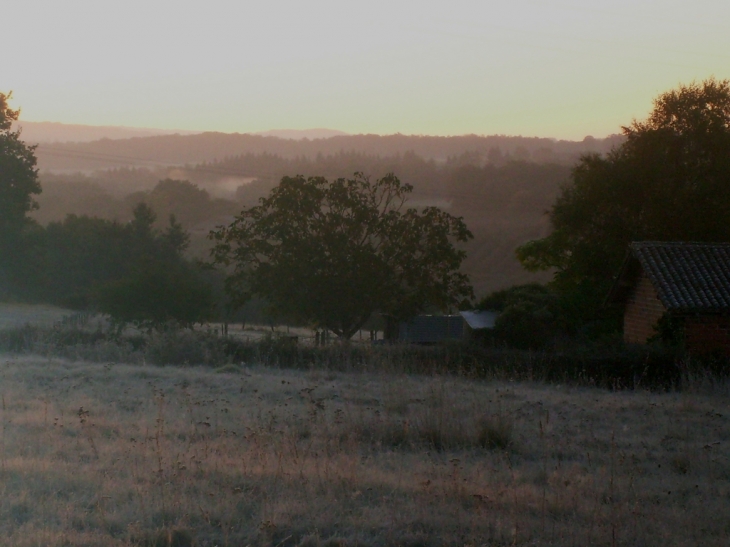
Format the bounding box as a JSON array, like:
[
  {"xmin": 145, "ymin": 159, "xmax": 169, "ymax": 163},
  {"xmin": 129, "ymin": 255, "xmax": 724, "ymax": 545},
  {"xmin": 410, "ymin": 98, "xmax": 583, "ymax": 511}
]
[{"xmin": 5, "ymin": 0, "xmax": 729, "ymax": 140}]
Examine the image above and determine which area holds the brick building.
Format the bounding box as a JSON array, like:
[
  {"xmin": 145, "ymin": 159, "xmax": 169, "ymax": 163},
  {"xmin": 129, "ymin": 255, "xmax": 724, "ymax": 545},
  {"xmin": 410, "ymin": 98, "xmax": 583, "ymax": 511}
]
[{"xmin": 607, "ymin": 242, "xmax": 730, "ymax": 355}]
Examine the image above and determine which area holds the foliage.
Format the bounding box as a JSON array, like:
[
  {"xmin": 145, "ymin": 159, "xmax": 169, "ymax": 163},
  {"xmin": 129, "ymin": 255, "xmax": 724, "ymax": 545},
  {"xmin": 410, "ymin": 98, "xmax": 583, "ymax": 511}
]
[
  {"xmin": 447, "ymin": 160, "xmax": 569, "ymax": 214},
  {"xmin": 35, "ymin": 152, "xmax": 574, "ymax": 297},
  {"xmin": 650, "ymin": 312, "xmax": 686, "ymax": 347},
  {"xmin": 42, "ymin": 203, "xmax": 213, "ymax": 329},
  {"xmin": 211, "ymin": 173, "xmax": 474, "ymax": 339},
  {"xmin": 1, "ymin": 317, "xmax": 718, "ymax": 389},
  {"xmin": 517, "ymin": 78, "xmax": 730, "ymax": 321},
  {"xmin": 125, "ymin": 178, "xmax": 238, "ymax": 229},
  {"xmin": 97, "ymin": 261, "xmax": 212, "ymax": 331},
  {"xmin": 0, "ymin": 92, "xmax": 40, "ymax": 227},
  {"xmin": 95, "ymin": 204, "xmax": 213, "ymax": 330},
  {"xmin": 43, "ymin": 215, "xmax": 135, "ymax": 307},
  {"xmin": 0, "ymin": 91, "xmax": 42, "ymax": 298},
  {"xmin": 478, "ymin": 284, "xmax": 565, "ymax": 349}
]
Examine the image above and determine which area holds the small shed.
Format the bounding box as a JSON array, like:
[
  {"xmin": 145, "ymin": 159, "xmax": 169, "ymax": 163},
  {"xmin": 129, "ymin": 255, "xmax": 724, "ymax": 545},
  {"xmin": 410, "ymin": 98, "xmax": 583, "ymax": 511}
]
[
  {"xmin": 384, "ymin": 311, "xmax": 498, "ymax": 344},
  {"xmin": 459, "ymin": 310, "xmax": 499, "ymax": 341},
  {"xmin": 396, "ymin": 315, "xmax": 464, "ymax": 344},
  {"xmin": 607, "ymin": 241, "xmax": 730, "ymax": 354}
]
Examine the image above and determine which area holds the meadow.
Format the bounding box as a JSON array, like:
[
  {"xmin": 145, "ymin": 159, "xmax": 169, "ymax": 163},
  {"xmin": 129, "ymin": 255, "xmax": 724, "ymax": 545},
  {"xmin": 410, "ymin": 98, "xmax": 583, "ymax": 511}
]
[
  {"xmin": 0, "ymin": 304, "xmax": 74, "ymax": 330},
  {"xmin": 0, "ymin": 354, "xmax": 728, "ymax": 546}
]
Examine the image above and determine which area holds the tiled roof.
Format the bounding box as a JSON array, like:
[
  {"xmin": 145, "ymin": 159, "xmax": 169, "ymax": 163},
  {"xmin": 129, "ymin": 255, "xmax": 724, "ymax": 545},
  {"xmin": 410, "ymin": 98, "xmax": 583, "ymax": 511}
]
[{"xmin": 630, "ymin": 242, "xmax": 730, "ymax": 312}]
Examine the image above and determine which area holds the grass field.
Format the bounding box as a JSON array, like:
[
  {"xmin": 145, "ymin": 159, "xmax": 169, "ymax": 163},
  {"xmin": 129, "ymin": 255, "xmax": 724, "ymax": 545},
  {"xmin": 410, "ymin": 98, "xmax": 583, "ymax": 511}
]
[
  {"xmin": 0, "ymin": 356, "xmax": 728, "ymax": 546},
  {"xmin": 0, "ymin": 304, "xmax": 76, "ymax": 330},
  {"xmin": 0, "ymin": 303, "xmax": 371, "ymax": 347}
]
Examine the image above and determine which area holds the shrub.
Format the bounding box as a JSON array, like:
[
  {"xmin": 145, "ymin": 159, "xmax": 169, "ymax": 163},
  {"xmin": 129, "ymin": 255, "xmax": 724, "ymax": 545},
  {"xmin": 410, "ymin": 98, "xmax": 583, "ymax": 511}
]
[
  {"xmin": 144, "ymin": 329, "xmax": 227, "ymax": 366},
  {"xmin": 478, "ymin": 284, "xmax": 565, "ymax": 349}
]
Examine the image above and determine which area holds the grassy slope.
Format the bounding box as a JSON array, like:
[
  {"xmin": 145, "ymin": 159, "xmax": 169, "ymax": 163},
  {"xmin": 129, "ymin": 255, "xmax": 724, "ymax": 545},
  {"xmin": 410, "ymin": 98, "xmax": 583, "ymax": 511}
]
[{"xmin": 0, "ymin": 356, "xmax": 728, "ymax": 546}]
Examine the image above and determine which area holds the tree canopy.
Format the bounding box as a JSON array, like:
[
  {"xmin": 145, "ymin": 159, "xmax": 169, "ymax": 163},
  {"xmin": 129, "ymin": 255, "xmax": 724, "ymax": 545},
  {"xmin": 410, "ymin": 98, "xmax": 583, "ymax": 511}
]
[
  {"xmin": 42, "ymin": 203, "xmax": 212, "ymax": 329},
  {"xmin": 0, "ymin": 92, "xmax": 40, "ymax": 230},
  {"xmin": 477, "ymin": 284, "xmax": 562, "ymax": 349},
  {"xmin": 0, "ymin": 91, "xmax": 42, "ymax": 298},
  {"xmin": 517, "ymin": 78, "xmax": 730, "ymax": 311},
  {"xmin": 210, "ymin": 173, "xmax": 474, "ymax": 339},
  {"xmin": 94, "ymin": 204, "xmax": 212, "ymax": 330}
]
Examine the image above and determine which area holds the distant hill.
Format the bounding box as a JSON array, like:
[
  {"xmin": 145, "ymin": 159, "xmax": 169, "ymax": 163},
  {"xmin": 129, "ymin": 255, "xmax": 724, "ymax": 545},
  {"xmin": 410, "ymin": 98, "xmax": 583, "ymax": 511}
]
[
  {"xmin": 13, "ymin": 121, "xmax": 200, "ymax": 144},
  {"xmin": 15, "ymin": 121, "xmax": 349, "ymax": 144},
  {"xmin": 254, "ymin": 128, "xmax": 349, "ymax": 140},
  {"xmin": 32, "ymin": 130, "xmax": 625, "ymax": 173}
]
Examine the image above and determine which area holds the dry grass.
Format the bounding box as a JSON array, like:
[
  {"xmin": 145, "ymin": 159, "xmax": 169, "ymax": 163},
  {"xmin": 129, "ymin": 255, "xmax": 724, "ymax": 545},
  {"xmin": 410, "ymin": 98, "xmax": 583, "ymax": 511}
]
[
  {"xmin": 0, "ymin": 302, "xmax": 370, "ymax": 349},
  {"xmin": 0, "ymin": 356, "xmax": 728, "ymax": 546}
]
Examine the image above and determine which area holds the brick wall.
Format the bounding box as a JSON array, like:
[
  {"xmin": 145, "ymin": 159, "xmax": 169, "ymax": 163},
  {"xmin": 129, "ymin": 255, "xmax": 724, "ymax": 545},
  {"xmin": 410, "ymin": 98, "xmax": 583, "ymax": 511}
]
[
  {"xmin": 684, "ymin": 316, "xmax": 730, "ymax": 356},
  {"xmin": 623, "ymin": 272, "xmax": 666, "ymax": 344}
]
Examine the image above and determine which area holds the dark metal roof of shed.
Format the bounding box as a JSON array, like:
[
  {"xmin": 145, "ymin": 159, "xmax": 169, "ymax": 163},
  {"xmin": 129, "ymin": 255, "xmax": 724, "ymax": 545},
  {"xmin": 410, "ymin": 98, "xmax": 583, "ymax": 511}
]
[
  {"xmin": 460, "ymin": 310, "xmax": 498, "ymax": 330},
  {"xmin": 398, "ymin": 315, "xmax": 463, "ymax": 343}
]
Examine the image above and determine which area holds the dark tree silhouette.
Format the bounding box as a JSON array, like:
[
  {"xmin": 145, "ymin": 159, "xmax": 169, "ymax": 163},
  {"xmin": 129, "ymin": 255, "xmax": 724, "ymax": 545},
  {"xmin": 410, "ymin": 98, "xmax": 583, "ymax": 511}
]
[
  {"xmin": 0, "ymin": 92, "xmax": 42, "ymax": 298},
  {"xmin": 210, "ymin": 173, "xmax": 474, "ymax": 339},
  {"xmin": 517, "ymin": 78, "xmax": 730, "ymax": 318}
]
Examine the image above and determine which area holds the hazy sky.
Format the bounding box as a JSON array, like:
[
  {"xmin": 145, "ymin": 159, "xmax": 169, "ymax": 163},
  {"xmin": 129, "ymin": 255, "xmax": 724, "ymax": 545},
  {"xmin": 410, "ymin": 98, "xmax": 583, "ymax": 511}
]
[{"xmin": 5, "ymin": 0, "xmax": 729, "ymax": 139}]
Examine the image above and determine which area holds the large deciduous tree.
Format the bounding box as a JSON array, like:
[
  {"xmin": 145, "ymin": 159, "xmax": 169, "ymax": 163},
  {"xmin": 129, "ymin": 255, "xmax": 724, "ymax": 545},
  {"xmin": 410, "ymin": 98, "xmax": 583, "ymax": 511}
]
[
  {"xmin": 516, "ymin": 78, "xmax": 730, "ymax": 318},
  {"xmin": 210, "ymin": 173, "xmax": 473, "ymax": 339},
  {"xmin": 0, "ymin": 92, "xmax": 42, "ymax": 298}
]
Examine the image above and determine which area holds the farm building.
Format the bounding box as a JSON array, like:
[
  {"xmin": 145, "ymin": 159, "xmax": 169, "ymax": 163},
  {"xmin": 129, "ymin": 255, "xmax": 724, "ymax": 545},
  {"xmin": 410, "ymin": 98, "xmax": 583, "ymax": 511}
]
[
  {"xmin": 607, "ymin": 242, "xmax": 730, "ymax": 355},
  {"xmin": 460, "ymin": 310, "xmax": 499, "ymax": 342},
  {"xmin": 384, "ymin": 311, "xmax": 497, "ymax": 344}
]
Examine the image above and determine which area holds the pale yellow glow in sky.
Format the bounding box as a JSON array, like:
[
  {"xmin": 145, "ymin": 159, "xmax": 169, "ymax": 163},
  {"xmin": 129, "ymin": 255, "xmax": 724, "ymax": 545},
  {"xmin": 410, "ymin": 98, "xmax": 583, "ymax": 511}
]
[{"xmin": 5, "ymin": 0, "xmax": 729, "ymax": 139}]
